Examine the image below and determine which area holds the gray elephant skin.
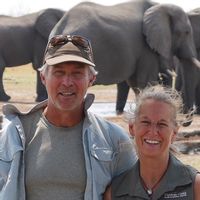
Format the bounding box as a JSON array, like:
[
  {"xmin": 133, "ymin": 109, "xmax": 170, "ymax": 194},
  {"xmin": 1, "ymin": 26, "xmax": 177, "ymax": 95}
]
[
  {"xmin": 0, "ymin": 8, "xmax": 64, "ymax": 102},
  {"xmin": 49, "ymin": 0, "xmax": 200, "ymax": 113},
  {"xmin": 175, "ymin": 8, "xmax": 200, "ymax": 114},
  {"xmin": 118, "ymin": 6, "xmax": 200, "ymax": 115}
]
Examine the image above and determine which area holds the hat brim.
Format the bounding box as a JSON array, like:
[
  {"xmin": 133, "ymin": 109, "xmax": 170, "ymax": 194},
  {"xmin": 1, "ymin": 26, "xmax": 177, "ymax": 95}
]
[{"xmin": 46, "ymin": 54, "xmax": 95, "ymax": 67}]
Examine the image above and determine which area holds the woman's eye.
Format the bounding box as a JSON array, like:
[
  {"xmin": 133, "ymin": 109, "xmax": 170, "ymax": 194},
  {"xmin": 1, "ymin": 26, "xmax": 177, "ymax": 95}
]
[
  {"xmin": 140, "ymin": 121, "xmax": 151, "ymax": 126},
  {"xmin": 157, "ymin": 123, "xmax": 168, "ymax": 128}
]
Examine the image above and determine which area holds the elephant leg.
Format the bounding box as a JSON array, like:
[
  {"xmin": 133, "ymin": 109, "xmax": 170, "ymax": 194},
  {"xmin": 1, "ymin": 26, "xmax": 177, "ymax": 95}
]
[
  {"xmin": 182, "ymin": 77, "xmax": 196, "ymax": 113},
  {"xmin": 182, "ymin": 87, "xmax": 195, "ymax": 113},
  {"xmin": 35, "ymin": 70, "xmax": 47, "ymax": 102},
  {"xmin": 116, "ymin": 81, "xmax": 130, "ymax": 115},
  {"xmin": 180, "ymin": 60, "xmax": 197, "ymax": 113},
  {"xmin": 195, "ymin": 83, "xmax": 200, "ymax": 114},
  {"xmin": 0, "ymin": 67, "xmax": 10, "ymax": 101}
]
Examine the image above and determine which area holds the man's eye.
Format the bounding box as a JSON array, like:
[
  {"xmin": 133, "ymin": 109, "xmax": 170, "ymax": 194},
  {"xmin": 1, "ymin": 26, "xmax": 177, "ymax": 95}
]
[
  {"xmin": 54, "ymin": 71, "xmax": 64, "ymax": 76},
  {"xmin": 72, "ymin": 72, "xmax": 84, "ymax": 79},
  {"xmin": 140, "ymin": 121, "xmax": 151, "ymax": 126}
]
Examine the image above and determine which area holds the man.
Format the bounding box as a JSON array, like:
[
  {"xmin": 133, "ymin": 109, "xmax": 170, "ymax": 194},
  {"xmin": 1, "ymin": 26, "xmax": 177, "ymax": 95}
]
[{"xmin": 0, "ymin": 34, "xmax": 137, "ymax": 200}]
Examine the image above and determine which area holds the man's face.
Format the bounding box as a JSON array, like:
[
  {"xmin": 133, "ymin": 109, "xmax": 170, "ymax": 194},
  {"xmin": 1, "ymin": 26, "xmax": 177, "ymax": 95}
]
[{"xmin": 41, "ymin": 62, "xmax": 95, "ymax": 113}]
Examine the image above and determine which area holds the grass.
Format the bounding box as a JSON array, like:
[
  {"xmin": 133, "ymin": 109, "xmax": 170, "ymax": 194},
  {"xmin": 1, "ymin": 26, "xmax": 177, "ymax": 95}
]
[
  {"xmin": 178, "ymin": 154, "xmax": 200, "ymax": 170},
  {"xmin": 4, "ymin": 64, "xmax": 36, "ymax": 95}
]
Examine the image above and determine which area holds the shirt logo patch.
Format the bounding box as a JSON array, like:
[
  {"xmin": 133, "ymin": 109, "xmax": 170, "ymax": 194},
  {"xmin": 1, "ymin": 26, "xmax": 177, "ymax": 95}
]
[{"xmin": 164, "ymin": 192, "xmax": 187, "ymax": 198}]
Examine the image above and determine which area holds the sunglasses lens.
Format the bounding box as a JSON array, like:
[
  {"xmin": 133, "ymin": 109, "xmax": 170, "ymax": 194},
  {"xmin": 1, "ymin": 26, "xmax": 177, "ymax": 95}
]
[
  {"xmin": 48, "ymin": 35, "xmax": 90, "ymax": 50},
  {"xmin": 72, "ymin": 36, "xmax": 90, "ymax": 49},
  {"xmin": 49, "ymin": 35, "xmax": 68, "ymax": 47}
]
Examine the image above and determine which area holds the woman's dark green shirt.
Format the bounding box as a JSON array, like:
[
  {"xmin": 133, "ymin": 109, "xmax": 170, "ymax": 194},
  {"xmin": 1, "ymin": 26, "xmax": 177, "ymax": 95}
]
[{"xmin": 111, "ymin": 154, "xmax": 199, "ymax": 200}]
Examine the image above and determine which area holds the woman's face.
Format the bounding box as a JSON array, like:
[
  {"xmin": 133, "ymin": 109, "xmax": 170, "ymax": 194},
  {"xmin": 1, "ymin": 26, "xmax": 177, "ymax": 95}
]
[{"xmin": 129, "ymin": 99, "xmax": 178, "ymax": 158}]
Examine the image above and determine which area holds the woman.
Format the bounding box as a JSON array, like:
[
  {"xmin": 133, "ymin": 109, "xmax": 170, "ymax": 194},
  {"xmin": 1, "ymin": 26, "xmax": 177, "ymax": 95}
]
[{"xmin": 104, "ymin": 85, "xmax": 200, "ymax": 200}]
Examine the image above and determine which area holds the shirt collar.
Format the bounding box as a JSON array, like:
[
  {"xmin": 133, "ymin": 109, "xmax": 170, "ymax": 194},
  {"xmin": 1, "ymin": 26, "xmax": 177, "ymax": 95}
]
[
  {"xmin": 114, "ymin": 154, "xmax": 194, "ymax": 198},
  {"xmin": 2, "ymin": 93, "xmax": 95, "ymax": 116}
]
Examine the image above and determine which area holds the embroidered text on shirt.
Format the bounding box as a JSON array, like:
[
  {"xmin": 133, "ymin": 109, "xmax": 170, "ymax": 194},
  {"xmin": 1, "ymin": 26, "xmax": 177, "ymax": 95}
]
[{"xmin": 164, "ymin": 192, "xmax": 187, "ymax": 198}]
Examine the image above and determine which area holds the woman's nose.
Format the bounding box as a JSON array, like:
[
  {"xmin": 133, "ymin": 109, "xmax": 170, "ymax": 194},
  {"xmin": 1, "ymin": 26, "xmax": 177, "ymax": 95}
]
[{"xmin": 149, "ymin": 123, "xmax": 160, "ymax": 134}]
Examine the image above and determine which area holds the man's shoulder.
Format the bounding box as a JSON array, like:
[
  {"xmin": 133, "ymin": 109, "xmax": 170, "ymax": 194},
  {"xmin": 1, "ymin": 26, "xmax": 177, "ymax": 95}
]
[
  {"xmin": 88, "ymin": 111, "xmax": 126, "ymax": 129},
  {"xmin": 2, "ymin": 101, "xmax": 46, "ymax": 131},
  {"xmin": 2, "ymin": 100, "xmax": 47, "ymax": 117}
]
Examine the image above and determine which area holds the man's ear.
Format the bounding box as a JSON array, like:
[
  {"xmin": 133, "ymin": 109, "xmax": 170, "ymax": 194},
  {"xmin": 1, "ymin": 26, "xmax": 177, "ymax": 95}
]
[
  {"xmin": 40, "ymin": 72, "xmax": 46, "ymax": 86},
  {"xmin": 89, "ymin": 75, "xmax": 96, "ymax": 87}
]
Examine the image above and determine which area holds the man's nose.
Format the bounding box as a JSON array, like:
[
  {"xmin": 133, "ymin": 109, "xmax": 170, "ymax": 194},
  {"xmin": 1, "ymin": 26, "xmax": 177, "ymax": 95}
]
[{"xmin": 62, "ymin": 75, "xmax": 74, "ymax": 85}]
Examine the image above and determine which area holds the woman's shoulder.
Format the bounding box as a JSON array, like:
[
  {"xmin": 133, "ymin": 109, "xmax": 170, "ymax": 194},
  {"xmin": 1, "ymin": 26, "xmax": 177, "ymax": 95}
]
[
  {"xmin": 171, "ymin": 154, "xmax": 199, "ymax": 181},
  {"xmin": 184, "ymin": 164, "xmax": 200, "ymax": 180}
]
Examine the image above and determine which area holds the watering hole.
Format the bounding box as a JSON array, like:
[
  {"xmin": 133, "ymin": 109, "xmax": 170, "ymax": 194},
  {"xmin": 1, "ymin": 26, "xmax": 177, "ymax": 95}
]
[{"xmin": 89, "ymin": 102, "xmax": 133, "ymax": 117}]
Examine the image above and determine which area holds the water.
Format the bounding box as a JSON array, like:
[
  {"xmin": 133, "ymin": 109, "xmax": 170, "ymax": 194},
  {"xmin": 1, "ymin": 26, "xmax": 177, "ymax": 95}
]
[{"xmin": 89, "ymin": 102, "xmax": 133, "ymax": 117}]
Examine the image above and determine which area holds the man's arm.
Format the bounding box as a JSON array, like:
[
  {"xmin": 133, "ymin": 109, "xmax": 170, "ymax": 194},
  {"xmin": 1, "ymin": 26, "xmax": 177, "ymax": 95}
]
[{"xmin": 103, "ymin": 185, "xmax": 111, "ymax": 200}]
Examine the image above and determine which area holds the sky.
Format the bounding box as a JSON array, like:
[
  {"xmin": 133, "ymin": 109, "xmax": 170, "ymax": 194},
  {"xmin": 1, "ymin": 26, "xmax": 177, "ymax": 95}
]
[{"xmin": 1, "ymin": 0, "xmax": 200, "ymax": 16}]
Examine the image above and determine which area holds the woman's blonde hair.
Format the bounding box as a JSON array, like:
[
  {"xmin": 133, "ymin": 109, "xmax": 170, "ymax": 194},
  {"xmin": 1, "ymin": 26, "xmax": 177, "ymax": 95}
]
[{"xmin": 127, "ymin": 85, "xmax": 195, "ymax": 127}]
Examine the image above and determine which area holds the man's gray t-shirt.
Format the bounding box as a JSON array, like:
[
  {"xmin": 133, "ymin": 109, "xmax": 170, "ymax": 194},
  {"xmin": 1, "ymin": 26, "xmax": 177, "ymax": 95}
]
[{"xmin": 23, "ymin": 111, "xmax": 86, "ymax": 200}]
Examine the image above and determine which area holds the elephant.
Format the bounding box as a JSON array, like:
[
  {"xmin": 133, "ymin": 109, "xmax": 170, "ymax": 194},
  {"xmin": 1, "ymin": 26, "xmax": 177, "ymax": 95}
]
[
  {"xmin": 116, "ymin": 81, "xmax": 130, "ymax": 114},
  {"xmin": 0, "ymin": 8, "xmax": 64, "ymax": 102},
  {"xmin": 49, "ymin": 0, "xmax": 200, "ymax": 113},
  {"xmin": 117, "ymin": 6, "xmax": 200, "ymax": 115},
  {"xmin": 174, "ymin": 8, "xmax": 200, "ymax": 114}
]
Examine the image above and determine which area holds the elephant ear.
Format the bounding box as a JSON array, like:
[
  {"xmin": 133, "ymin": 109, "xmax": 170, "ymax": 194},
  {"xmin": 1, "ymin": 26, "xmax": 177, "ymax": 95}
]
[
  {"xmin": 35, "ymin": 8, "xmax": 65, "ymax": 40},
  {"xmin": 143, "ymin": 4, "xmax": 172, "ymax": 60},
  {"xmin": 188, "ymin": 9, "xmax": 200, "ymax": 49}
]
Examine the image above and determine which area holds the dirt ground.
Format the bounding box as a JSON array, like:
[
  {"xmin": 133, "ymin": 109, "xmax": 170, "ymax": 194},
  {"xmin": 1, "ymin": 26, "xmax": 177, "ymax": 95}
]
[{"xmin": 0, "ymin": 65, "xmax": 200, "ymax": 170}]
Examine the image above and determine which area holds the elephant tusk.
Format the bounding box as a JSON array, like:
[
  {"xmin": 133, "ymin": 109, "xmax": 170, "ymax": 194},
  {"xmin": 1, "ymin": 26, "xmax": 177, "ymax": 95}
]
[
  {"xmin": 166, "ymin": 69, "xmax": 177, "ymax": 90},
  {"xmin": 191, "ymin": 57, "xmax": 200, "ymax": 69},
  {"xmin": 171, "ymin": 70, "xmax": 177, "ymax": 90},
  {"xmin": 166, "ymin": 69, "xmax": 177, "ymax": 77}
]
